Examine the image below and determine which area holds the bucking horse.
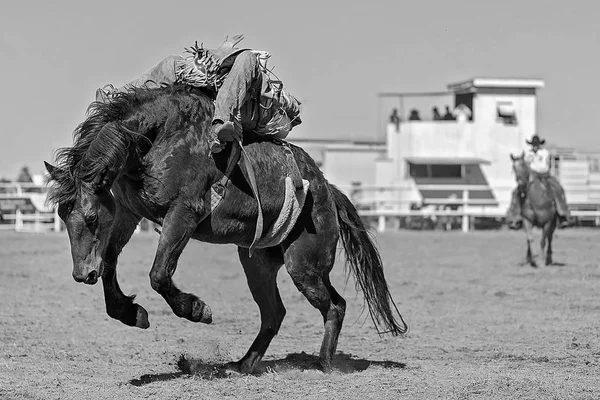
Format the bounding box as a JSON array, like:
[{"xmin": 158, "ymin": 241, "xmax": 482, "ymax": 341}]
[
  {"xmin": 510, "ymin": 152, "xmax": 558, "ymax": 267},
  {"xmin": 44, "ymin": 85, "xmax": 407, "ymax": 374}
]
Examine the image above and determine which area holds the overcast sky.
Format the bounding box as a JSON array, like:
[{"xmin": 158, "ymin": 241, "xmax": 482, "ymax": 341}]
[{"xmin": 1, "ymin": 0, "xmax": 599, "ymax": 178}]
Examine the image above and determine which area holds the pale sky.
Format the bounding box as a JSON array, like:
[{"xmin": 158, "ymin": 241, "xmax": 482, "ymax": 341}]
[{"xmin": 1, "ymin": 0, "xmax": 599, "ymax": 178}]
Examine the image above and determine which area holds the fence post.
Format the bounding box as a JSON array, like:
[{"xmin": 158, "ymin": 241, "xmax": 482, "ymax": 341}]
[
  {"xmin": 54, "ymin": 207, "xmax": 62, "ymax": 232},
  {"xmin": 378, "ymin": 214, "xmax": 386, "ymax": 233},
  {"xmin": 15, "ymin": 209, "xmax": 23, "ymax": 232},
  {"xmin": 34, "ymin": 211, "xmax": 41, "ymax": 231},
  {"xmin": 461, "ymin": 189, "xmax": 469, "ymax": 233}
]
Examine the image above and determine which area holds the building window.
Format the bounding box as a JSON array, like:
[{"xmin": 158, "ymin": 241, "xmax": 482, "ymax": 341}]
[
  {"xmin": 431, "ymin": 164, "xmax": 462, "ymax": 178},
  {"xmin": 409, "ymin": 164, "xmax": 429, "ymax": 178},
  {"xmin": 497, "ymin": 101, "xmax": 517, "ymax": 125},
  {"xmin": 408, "ymin": 163, "xmax": 463, "ymax": 178}
]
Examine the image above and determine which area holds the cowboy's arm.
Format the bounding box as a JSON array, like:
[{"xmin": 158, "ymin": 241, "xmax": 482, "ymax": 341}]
[
  {"xmin": 120, "ymin": 55, "xmax": 178, "ymax": 91},
  {"xmin": 541, "ymin": 149, "xmax": 551, "ymax": 170}
]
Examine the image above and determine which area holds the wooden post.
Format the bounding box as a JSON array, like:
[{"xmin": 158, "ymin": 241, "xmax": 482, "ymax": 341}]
[
  {"xmin": 15, "ymin": 209, "xmax": 23, "ymax": 232},
  {"xmin": 461, "ymin": 189, "xmax": 469, "ymax": 233},
  {"xmin": 34, "ymin": 211, "xmax": 41, "ymax": 232},
  {"xmin": 378, "ymin": 214, "xmax": 386, "ymax": 233},
  {"xmin": 54, "ymin": 208, "xmax": 61, "ymax": 232}
]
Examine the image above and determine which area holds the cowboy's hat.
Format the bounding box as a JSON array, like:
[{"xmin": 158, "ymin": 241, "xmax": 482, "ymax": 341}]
[{"xmin": 526, "ymin": 134, "xmax": 545, "ymax": 146}]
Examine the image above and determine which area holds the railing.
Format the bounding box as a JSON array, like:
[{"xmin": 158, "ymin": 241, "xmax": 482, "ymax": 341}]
[
  {"xmin": 0, "ymin": 182, "xmax": 49, "ymax": 196},
  {"xmin": 341, "ymin": 184, "xmax": 600, "ymax": 232},
  {"xmin": 13, "ymin": 209, "xmax": 61, "ymax": 233},
  {"xmin": 1, "ymin": 182, "xmax": 599, "ymax": 234}
]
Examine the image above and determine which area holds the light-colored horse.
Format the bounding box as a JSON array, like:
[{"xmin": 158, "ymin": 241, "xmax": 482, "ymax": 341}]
[{"xmin": 510, "ymin": 152, "xmax": 558, "ymax": 267}]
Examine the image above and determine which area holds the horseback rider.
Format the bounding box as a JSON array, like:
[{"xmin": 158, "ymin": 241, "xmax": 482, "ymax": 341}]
[
  {"xmin": 95, "ymin": 34, "xmax": 302, "ymax": 154},
  {"xmin": 507, "ymin": 134, "xmax": 573, "ymax": 229}
]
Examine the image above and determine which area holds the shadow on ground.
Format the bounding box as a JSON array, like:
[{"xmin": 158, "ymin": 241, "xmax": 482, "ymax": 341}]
[{"xmin": 129, "ymin": 352, "xmax": 406, "ymax": 385}]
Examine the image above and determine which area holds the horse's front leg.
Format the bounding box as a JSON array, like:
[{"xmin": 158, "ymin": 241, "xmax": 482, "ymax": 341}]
[
  {"xmin": 539, "ymin": 226, "xmax": 548, "ymax": 267},
  {"xmin": 101, "ymin": 211, "xmax": 149, "ymax": 328},
  {"xmin": 544, "ymin": 221, "xmax": 556, "ymax": 266},
  {"xmin": 523, "ymin": 220, "xmax": 537, "ymax": 267},
  {"xmin": 149, "ymin": 203, "xmax": 212, "ymax": 323}
]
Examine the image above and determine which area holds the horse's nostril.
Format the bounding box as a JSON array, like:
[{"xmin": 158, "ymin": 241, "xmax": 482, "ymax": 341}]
[{"xmin": 85, "ymin": 270, "xmax": 98, "ymax": 284}]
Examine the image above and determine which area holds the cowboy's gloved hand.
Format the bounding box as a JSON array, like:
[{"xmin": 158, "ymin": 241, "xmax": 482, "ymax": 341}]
[{"xmin": 217, "ymin": 34, "xmax": 244, "ymax": 50}]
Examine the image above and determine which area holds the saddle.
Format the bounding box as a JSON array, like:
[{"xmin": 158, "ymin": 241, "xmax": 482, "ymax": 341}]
[{"xmin": 199, "ymin": 138, "xmax": 306, "ymax": 256}]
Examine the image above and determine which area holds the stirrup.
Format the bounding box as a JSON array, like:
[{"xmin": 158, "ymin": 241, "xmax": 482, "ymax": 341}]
[{"xmin": 209, "ymin": 139, "xmax": 226, "ymax": 154}]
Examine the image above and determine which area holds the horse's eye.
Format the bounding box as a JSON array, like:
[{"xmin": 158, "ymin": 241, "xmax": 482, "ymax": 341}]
[{"xmin": 85, "ymin": 213, "xmax": 98, "ymax": 225}]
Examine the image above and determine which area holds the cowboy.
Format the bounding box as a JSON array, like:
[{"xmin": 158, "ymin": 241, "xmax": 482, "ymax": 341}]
[
  {"xmin": 507, "ymin": 134, "xmax": 573, "ymax": 229},
  {"xmin": 95, "ymin": 34, "xmax": 302, "ymax": 153}
]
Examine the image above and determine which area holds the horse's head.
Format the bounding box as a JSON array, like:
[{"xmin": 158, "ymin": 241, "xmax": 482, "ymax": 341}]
[
  {"xmin": 510, "ymin": 151, "xmax": 529, "ymax": 189},
  {"xmin": 45, "ymin": 161, "xmax": 116, "ymax": 285}
]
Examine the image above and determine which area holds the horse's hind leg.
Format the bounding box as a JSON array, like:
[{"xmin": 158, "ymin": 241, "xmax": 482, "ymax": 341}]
[
  {"xmin": 283, "ymin": 229, "xmax": 346, "ymax": 373},
  {"xmin": 226, "ymin": 247, "xmax": 285, "ymax": 374},
  {"xmin": 101, "ymin": 208, "xmax": 149, "ymax": 328}
]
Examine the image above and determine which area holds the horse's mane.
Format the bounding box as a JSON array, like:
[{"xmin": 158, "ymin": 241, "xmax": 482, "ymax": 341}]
[{"xmin": 47, "ymin": 85, "xmax": 213, "ymax": 206}]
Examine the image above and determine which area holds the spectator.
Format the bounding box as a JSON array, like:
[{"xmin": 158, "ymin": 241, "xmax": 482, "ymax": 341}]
[
  {"xmin": 443, "ymin": 105, "xmax": 455, "ymax": 120},
  {"xmin": 453, "ymin": 104, "xmax": 472, "ymax": 122},
  {"xmin": 408, "ymin": 109, "xmax": 421, "ymax": 121},
  {"xmin": 432, "ymin": 107, "xmax": 443, "ymax": 120},
  {"xmin": 389, "ymin": 108, "xmax": 401, "ymax": 131}
]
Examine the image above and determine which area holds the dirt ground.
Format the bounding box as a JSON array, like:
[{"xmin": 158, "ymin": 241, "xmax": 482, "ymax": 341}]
[{"xmin": 1, "ymin": 228, "xmax": 600, "ymax": 399}]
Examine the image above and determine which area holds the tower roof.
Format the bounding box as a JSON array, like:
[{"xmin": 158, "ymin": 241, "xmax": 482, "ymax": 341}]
[{"xmin": 448, "ymin": 78, "xmax": 545, "ymax": 93}]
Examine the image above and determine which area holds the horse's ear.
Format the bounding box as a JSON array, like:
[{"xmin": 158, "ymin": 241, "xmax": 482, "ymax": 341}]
[
  {"xmin": 520, "ymin": 150, "xmax": 525, "ymax": 158},
  {"xmin": 510, "ymin": 153, "xmax": 515, "ymax": 161},
  {"xmin": 92, "ymin": 168, "xmax": 113, "ymax": 190},
  {"xmin": 44, "ymin": 161, "xmax": 62, "ymax": 181}
]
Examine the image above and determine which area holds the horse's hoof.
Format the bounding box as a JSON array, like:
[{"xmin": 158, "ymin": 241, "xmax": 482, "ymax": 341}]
[
  {"xmin": 222, "ymin": 362, "xmax": 242, "ymax": 376},
  {"xmin": 222, "ymin": 361, "xmax": 254, "ymax": 375},
  {"xmin": 191, "ymin": 299, "xmax": 212, "ymax": 324},
  {"xmin": 305, "ymin": 361, "xmax": 331, "ymax": 373},
  {"xmin": 135, "ymin": 305, "xmax": 150, "ymax": 329}
]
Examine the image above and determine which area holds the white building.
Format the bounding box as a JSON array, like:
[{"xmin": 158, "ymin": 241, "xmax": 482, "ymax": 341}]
[{"xmin": 291, "ymin": 77, "xmax": 600, "ymax": 217}]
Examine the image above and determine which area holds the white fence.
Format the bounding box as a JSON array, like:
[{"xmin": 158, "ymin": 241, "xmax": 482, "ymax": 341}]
[
  {"xmin": 0, "ymin": 182, "xmax": 59, "ymax": 232},
  {"xmin": 1, "ymin": 182, "xmax": 600, "ymax": 233},
  {"xmin": 342, "ymin": 184, "xmax": 600, "ymax": 232}
]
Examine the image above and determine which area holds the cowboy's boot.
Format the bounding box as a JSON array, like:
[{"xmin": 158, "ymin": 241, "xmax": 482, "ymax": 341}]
[
  {"xmin": 96, "ymin": 88, "xmax": 110, "ymax": 103},
  {"xmin": 548, "ymin": 178, "xmax": 573, "ymax": 228},
  {"xmin": 558, "ymin": 215, "xmax": 572, "ymax": 229},
  {"xmin": 95, "ymin": 84, "xmax": 116, "ymax": 103},
  {"xmin": 209, "ymin": 121, "xmax": 238, "ymax": 153}
]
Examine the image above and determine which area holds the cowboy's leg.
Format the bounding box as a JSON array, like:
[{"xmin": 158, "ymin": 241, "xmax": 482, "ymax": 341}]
[
  {"xmin": 278, "ymin": 89, "xmax": 302, "ymax": 127},
  {"xmin": 210, "ymin": 50, "xmax": 261, "ymax": 152},
  {"xmin": 96, "ymin": 55, "xmax": 178, "ymax": 102},
  {"xmin": 547, "ymin": 176, "xmax": 571, "ymax": 218}
]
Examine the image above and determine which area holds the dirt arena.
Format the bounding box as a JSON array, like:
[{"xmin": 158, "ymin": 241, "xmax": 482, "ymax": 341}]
[{"xmin": 1, "ymin": 228, "xmax": 599, "ymax": 399}]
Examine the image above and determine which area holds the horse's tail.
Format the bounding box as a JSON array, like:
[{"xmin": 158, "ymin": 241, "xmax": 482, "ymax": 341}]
[{"xmin": 330, "ymin": 184, "xmax": 408, "ymax": 336}]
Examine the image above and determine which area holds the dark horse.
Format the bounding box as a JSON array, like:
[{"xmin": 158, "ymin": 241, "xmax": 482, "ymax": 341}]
[
  {"xmin": 510, "ymin": 152, "xmax": 557, "ymax": 267},
  {"xmin": 44, "ymin": 85, "xmax": 407, "ymax": 374}
]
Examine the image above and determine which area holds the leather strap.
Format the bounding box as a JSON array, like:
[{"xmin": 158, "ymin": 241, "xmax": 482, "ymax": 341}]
[{"xmin": 238, "ymin": 139, "xmax": 263, "ymax": 257}]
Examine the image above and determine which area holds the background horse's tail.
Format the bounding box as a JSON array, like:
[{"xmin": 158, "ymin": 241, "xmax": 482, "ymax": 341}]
[{"xmin": 330, "ymin": 184, "xmax": 408, "ymax": 336}]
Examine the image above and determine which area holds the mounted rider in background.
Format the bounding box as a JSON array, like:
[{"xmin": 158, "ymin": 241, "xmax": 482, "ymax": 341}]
[
  {"xmin": 96, "ymin": 34, "xmax": 302, "ymax": 154},
  {"xmin": 507, "ymin": 134, "xmax": 573, "ymax": 229}
]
